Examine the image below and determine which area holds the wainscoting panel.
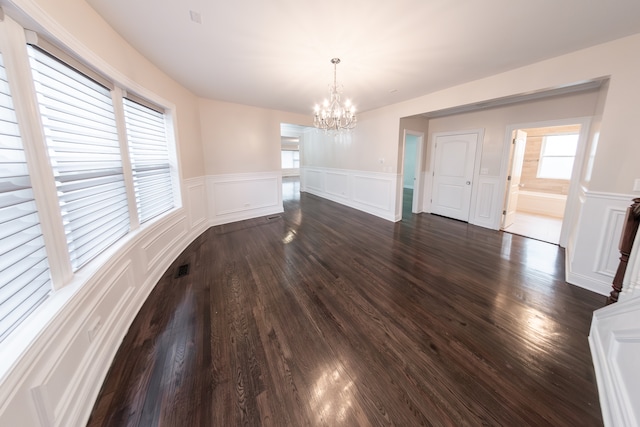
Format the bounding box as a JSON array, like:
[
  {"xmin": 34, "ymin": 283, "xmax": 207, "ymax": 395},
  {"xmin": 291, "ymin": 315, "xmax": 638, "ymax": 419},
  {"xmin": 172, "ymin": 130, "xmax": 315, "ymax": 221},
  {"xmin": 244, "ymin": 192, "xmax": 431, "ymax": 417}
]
[
  {"xmin": 590, "ymin": 297, "xmax": 640, "ymax": 427},
  {"xmin": 596, "ymin": 207, "xmax": 627, "ymax": 277},
  {"xmin": 304, "ymin": 169, "xmax": 324, "ymax": 193},
  {"xmin": 0, "ymin": 176, "xmax": 211, "ymax": 427},
  {"xmin": 620, "ymin": 228, "xmax": 640, "ymax": 302},
  {"xmin": 325, "ymin": 171, "xmax": 349, "ymax": 199},
  {"xmin": 568, "ymin": 191, "xmax": 635, "ymax": 295},
  {"xmin": 141, "ymin": 216, "xmax": 187, "ymax": 274},
  {"xmin": 302, "ymin": 167, "xmax": 397, "ymax": 221},
  {"xmin": 207, "ymin": 172, "xmax": 283, "ymax": 225},
  {"xmin": 471, "ymin": 176, "xmax": 501, "ymax": 229},
  {"xmin": 353, "ymin": 174, "xmax": 393, "ymax": 212},
  {"xmin": 184, "ymin": 177, "xmax": 207, "ymax": 230}
]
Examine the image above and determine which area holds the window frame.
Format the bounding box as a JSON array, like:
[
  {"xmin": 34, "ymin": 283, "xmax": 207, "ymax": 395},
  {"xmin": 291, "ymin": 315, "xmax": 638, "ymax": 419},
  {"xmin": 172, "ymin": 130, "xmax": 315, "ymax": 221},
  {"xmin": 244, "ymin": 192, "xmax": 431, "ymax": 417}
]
[
  {"xmin": 281, "ymin": 148, "xmax": 300, "ymax": 169},
  {"xmin": 0, "ymin": 18, "xmax": 182, "ymax": 349}
]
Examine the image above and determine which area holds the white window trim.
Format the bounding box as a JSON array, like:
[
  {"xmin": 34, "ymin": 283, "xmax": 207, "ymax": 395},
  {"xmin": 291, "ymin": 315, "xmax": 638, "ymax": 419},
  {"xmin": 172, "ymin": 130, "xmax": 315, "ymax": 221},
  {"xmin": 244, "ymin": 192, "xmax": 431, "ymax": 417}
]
[{"xmin": 0, "ymin": 9, "xmax": 183, "ymax": 372}]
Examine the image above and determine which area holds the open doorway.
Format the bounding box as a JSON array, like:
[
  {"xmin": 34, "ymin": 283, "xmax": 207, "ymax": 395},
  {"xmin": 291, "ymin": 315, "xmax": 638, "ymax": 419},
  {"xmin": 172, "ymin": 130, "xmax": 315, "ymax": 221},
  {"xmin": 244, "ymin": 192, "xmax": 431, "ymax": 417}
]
[
  {"xmin": 280, "ymin": 123, "xmax": 312, "ymax": 202},
  {"xmin": 401, "ymin": 130, "xmax": 424, "ymax": 219},
  {"xmin": 501, "ymin": 123, "xmax": 582, "ymax": 245}
]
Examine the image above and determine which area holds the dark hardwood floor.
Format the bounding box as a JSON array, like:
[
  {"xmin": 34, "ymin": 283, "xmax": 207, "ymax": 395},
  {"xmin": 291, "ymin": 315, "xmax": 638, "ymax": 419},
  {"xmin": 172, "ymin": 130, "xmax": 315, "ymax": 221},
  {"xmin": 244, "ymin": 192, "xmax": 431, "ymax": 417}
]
[{"xmin": 87, "ymin": 178, "xmax": 604, "ymax": 426}]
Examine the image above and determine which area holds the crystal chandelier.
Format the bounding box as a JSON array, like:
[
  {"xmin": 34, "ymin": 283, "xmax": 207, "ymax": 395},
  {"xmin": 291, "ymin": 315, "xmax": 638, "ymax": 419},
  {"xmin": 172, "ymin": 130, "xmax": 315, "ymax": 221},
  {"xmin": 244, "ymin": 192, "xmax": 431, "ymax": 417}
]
[{"xmin": 313, "ymin": 58, "xmax": 357, "ymax": 131}]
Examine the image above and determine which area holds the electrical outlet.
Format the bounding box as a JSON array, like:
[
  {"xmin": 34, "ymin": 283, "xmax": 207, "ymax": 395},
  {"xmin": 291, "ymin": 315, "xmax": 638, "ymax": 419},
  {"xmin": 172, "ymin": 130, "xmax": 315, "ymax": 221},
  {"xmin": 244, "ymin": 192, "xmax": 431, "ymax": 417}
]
[{"xmin": 634, "ymin": 178, "xmax": 640, "ymax": 192}]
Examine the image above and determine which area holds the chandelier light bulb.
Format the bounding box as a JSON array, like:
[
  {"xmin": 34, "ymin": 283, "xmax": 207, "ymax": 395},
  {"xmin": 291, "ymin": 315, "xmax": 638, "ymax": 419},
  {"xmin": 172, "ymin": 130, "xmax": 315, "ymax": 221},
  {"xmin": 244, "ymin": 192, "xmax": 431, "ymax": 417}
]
[{"xmin": 312, "ymin": 58, "xmax": 357, "ymax": 131}]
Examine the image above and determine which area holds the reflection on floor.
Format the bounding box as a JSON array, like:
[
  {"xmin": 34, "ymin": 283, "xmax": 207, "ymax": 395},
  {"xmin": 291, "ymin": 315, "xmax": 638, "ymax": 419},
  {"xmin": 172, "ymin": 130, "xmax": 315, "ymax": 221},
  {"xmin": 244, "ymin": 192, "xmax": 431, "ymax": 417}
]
[
  {"xmin": 402, "ymin": 187, "xmax": 413, "ymax": 219},
  {"xmin": 282, "ymin": 176, "xmax": 300, "ymax": 201},
  {"xmin": 503, "ymin": 211, "xmax": 562, "ymax": 245}
]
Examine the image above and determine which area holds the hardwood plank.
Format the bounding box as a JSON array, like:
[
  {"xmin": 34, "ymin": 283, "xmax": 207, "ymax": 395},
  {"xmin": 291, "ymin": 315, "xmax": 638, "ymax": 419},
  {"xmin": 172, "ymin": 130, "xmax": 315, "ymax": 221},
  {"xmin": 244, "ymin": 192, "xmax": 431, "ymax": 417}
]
[{"xmin": 87, "ymin": 180, "xmax": 604, "ymax": 426}]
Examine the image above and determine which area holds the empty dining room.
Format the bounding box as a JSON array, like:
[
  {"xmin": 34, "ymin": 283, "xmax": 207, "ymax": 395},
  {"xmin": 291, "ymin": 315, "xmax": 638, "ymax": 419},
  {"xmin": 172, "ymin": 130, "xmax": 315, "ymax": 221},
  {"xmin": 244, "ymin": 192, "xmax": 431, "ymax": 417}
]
[{"xmin": 1, "ymin": 1, "xmax": 640, "ymax": 426}]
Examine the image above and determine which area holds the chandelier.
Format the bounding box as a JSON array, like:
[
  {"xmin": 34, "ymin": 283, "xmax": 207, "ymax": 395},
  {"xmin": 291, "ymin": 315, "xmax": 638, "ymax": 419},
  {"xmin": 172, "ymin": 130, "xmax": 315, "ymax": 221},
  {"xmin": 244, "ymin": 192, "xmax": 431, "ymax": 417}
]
[{"xmin": 313, "ymin": 58, "xmax": 357, "ymax": 131}]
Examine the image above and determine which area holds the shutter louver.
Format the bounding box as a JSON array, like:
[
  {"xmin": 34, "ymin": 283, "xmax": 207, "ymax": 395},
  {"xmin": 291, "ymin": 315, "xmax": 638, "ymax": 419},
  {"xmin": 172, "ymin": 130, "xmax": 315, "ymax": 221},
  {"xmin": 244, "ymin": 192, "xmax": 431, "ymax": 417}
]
[
  {"xmin": 0, "ymin": 53, "xmax": 52, "ymax": 342},
  {"xmin": 28, "ymin": 46, "xmax": 129, "ymax": 271},
  {"xmin": 123, "ymin": 98, "xmax": 174, "ymax": 224}
]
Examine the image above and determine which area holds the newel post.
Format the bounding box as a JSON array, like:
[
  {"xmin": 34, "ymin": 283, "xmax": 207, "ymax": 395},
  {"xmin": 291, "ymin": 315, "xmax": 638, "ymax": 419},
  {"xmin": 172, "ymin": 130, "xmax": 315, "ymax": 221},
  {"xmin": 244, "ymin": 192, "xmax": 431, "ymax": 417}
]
[{"xmin": 606, "ymin": 198, "xmax": 640, "ymax": 305}]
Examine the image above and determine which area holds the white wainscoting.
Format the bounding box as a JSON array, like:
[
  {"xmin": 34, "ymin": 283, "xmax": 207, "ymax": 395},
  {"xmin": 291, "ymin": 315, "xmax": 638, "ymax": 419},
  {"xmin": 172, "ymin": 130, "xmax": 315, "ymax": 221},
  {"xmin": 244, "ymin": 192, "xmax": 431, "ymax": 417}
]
[
  {"xmin": 206, "ymin": 171, "xmax": 283, "ymax": 226},
  {"xmin": 620, "ymin": 227, "xmax": 640, "ymax": 302},
  {"xmin": 0, "ymin": 177, "xmax": 210, "ymax": 427},
  {"xmin": 301, "ymin": 167, "xmax": 397, "ymax": 221},
  {"xmin": 185, "ymin": 177, "xmax": 208, "ymax": 230},
  {"xmin": 567, "ymin": 191, "xmax": 636, "ymax": 296},
  {"xmin": 589, "ymin": 297, "xmax": 640, "ymax": 427},
  {"xmin": 470, "ymin": 175, "xmax": 502, "ymax": 229}
]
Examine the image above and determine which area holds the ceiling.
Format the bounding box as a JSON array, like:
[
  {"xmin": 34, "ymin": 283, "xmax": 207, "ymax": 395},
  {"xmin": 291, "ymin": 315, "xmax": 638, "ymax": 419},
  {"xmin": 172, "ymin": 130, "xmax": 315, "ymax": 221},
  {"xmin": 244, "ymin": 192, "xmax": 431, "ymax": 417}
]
[{"xmin": 85, "ymin": 0, "xmax": 640, "ymax": 115}]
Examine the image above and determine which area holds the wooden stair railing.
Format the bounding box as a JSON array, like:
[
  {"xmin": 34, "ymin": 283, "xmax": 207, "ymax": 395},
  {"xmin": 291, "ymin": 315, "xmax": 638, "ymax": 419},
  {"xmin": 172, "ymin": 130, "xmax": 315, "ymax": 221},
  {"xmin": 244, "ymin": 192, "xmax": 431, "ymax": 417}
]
[{"xmin": 606, "ymin": 197, "xmax": 640, "ymax": 305}]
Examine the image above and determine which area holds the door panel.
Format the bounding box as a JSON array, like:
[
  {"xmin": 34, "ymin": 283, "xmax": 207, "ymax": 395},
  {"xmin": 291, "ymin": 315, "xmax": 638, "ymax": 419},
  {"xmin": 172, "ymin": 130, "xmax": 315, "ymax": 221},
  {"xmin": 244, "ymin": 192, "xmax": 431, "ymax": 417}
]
[
  {"xmin": 431, "ymin": 133, "xmax": 478, "ymax": 221},
  {"xmin": 502, "ymin": 130, "xmax": 527, "ymax": 229}
]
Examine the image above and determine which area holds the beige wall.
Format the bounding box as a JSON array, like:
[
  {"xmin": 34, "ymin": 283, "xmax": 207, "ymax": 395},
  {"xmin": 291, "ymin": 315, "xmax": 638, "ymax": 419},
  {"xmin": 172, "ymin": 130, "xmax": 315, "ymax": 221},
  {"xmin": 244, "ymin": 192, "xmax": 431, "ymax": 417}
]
[
  {"xmin": 426, "ymin": 91, "xmax": 599, "ymax": 176},
  {"xmin": 199, "ymin": 98, "xmax": 310, "ymax": 175},
  {"xmin": 302, "ymin": 108, "xmax": 401, "ymax": 173},
  {"xmin": 353, "ymin": 33, "xmax": 640, "ymax": 194},
  {"xmin": 15, "ymin": 0, "xmax": 206, "ymax": 179}
]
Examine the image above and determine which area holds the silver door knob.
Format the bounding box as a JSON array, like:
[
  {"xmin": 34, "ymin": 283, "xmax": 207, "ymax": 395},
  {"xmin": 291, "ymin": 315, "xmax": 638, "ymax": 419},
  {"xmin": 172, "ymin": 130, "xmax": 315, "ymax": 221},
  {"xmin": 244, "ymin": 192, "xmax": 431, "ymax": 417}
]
[{"xmin": 466, "ymin": 181, "xmax": 471, "ymax": 185}]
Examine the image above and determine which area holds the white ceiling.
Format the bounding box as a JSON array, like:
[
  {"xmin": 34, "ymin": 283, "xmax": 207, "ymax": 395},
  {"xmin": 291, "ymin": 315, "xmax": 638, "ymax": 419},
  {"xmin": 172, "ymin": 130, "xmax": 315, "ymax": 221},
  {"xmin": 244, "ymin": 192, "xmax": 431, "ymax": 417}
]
[{"xmin": 85, "ymin": 0, "xmax": 640, "ymax": 115}]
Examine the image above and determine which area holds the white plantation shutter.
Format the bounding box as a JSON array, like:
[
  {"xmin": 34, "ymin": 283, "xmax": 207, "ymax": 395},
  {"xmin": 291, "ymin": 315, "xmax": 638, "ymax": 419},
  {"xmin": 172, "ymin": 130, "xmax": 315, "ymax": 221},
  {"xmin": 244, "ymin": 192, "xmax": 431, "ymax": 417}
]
[
  {"xmin": 123, "ymin": 97, "xmax": 174, "ymax": 223},
  {"xmin": 28, "ymin": 46, "xmax": 129, "ymax": 271},
  {"xmin": 0, "ymin": 52, "xmax": 52, "ymax": 342}
]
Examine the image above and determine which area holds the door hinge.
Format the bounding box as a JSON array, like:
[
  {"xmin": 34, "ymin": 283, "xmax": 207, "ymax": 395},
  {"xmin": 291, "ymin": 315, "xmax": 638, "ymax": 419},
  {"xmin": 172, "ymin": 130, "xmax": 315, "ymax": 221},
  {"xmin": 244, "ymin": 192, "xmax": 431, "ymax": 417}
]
[
  {"xmin": 512, "ymin": 138, "xmax": 516, "ymax": 145},
  {"xmin": 503, "ymin": 210, "xmax": 506, "ymax": 215},
  {"xmin": 507, "ymin": 175, "xmax": 512, "ymax": 181}
]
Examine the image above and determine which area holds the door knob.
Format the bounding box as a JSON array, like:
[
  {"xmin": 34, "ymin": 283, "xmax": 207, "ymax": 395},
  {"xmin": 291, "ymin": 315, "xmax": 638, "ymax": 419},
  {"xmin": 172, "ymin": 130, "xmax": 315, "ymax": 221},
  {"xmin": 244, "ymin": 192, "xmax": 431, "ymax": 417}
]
[{"xmin": 466, "ymin": 181, "xmax": 471, "ymax": 185}]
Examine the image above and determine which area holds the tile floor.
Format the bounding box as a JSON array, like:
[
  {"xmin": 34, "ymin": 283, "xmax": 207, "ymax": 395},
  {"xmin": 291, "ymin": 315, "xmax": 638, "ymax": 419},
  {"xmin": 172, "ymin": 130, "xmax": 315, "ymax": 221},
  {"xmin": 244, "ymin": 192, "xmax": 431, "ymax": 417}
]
[{"xmin": 502, "ymin": 211, "xmax": 563, "ymax": 245}]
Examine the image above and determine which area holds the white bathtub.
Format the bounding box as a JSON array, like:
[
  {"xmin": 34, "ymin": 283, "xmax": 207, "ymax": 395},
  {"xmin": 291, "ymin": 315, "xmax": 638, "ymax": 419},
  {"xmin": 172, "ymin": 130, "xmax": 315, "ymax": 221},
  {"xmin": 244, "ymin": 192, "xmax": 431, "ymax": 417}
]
[{"xmin": 517, "ymin": 190, "xmax": 567, "ymax": 218}]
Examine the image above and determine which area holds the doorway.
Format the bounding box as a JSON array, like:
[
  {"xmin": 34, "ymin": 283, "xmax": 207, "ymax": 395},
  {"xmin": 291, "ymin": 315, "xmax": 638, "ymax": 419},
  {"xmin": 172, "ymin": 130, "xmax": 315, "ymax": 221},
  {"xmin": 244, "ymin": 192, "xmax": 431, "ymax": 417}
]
[
  {"xmin": 401, "ymin": 130, "xmax": 424, "ymax": 219},
  {"xmin": 501, "ymin": 123, "xmax": 583, "ymax": 245}
]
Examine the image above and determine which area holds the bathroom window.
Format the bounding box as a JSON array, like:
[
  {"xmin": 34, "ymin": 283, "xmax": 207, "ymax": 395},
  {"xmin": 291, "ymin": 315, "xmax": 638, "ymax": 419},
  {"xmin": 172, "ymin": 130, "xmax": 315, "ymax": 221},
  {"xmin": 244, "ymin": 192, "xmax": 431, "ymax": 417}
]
[{"xmin": 537, "ymin": 133, "xmax": 578, "ymax": 180}]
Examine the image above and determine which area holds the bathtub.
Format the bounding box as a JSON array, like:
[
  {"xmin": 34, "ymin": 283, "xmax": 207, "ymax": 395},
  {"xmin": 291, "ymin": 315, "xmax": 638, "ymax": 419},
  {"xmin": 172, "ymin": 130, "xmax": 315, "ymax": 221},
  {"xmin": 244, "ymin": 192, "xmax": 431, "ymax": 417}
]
[{"xmin": 517, "ymin": 190, "xmax": 567, "ymax": 218}]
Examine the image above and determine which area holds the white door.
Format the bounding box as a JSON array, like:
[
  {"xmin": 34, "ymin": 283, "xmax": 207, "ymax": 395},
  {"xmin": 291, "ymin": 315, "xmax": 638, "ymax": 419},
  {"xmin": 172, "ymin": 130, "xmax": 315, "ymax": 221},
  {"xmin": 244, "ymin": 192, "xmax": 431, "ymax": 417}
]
[
  {"xmin": 502, "ymin": 130, "xmax": 527, "ymax": 229},
  {"xmin": 431, "ymin": 133, "xmax": 478, "ymax": 221}
]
